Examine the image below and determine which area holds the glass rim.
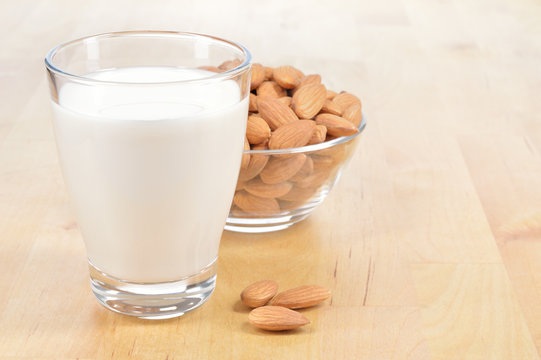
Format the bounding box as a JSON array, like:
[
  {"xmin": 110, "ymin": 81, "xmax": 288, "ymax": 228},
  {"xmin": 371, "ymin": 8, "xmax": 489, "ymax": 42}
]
[
  {"xmin": 44, "ymin": 30, "xmax": 252, "ymax": 86},
  {"xmin": 246, "ymin": 114, "xmax": 366, "ymax": 155}
]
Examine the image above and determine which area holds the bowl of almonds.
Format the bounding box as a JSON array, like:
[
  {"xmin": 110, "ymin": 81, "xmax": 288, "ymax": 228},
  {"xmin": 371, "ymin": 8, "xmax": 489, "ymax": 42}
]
[{"xmin": 225, "ymin": 64, "xmax": 365, "ymax": 233}]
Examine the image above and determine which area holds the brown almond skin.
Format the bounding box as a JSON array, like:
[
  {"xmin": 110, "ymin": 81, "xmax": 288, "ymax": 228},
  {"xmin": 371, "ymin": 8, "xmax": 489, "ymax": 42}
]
[
  {"xmin": 238, "ymin": 143, "xmax": 269, "ymax": 181},
  {"xmin": 241, "ymin": 280, "xmax": 279, "ymax": 308},
  {"xmin": 264, "ymin": 66, "xmax": 274, "ymax": 80},
  {"xmin": 291, "ymin": 83, "xmax": 327, "ymax": 119},
  {"xmin": 311, "ymin": 155, "xmax": 335, "ymax": 170},
  {"xmin": 218, "ymin": 59, "xmax": 241, "ymax": 71},
  {"xmin": 257, "ymin": 97, "xmax": 299, "ymax": 130},
  {"xmin": 269, "ymin": 285, "xmax": 331, "ymax": 309},
  {"xmin": 235, "ymin": 180, "xmax": 247, "ymax": 191},
  {"xmin": 198, "ymin": 65, "xmax": 222, "ymax": 73},
  {"xmin": 326, "ymin": 90, "xmax": 338, "ymax": 100},
  {"xmin": 315, "ymin": 114, "xmax": 359, "ymax": 137},
  {"xmin": 342, "ymin": 104, "xmax": 363, "ymax": 127},
  {"xmin": 260, "ymin": 154, "xmax": 307, "ymax": 184},
  {"xmin": 247, "ymin": 115, "xmax": 271, "ymax": 145},
  {"xmin": 248, "ymin": 306, "xmax": 310, "ymax": 331},
  {"xmin": 268, "ymin": 120, "xmax": 315, "ymax": 150},
  {"xmin": 320, "ymin": 99, "xmax": 343, "ymax": 116},
  {"xmin": 332, "ymin": 92, "xmax": 361, "ymax": 109},
  {"xmin": 278, "ymin": 186, "xmax": 317, "ymax": 202},
  {"xmin": 291, "ymin": 74, "xmax": 322, "ymax": 95},
  {"xmin": 233, "ymin": 191, "xmax": 279, "ymax": 215},
  {"xmin": 273, "ymin": 66, "xmax": 304, "ymax": 89},
  {"xmin": 308, "ymin": 125, "xmax": 327, "ymax": 145},
  {"xmin": 294, "ymin": 168, "xmax": 331, "ymax": 189},
  {"xmin": 289, "ymin": 156, "xmax": 314, "ymax": 182},
  {"xmin": 240, "ymin": 137, "xmax": 251, "ymax": 170},
  {"xmin": 250, "ymin": 63, "xmax": 265, "ymax": 90},
  {"xmin": 277, "ymin": 96, "xmax": 292, "ymax": 106},
  {"xmin": 256, "ymin": 81, "xmax": 287, "ymax": 98},
  {"xmin": 249, "ymin": 93, "xmax": 258, "ymax": 112},
  {"xmin": 245, "ymin": 178, "xmax": 293, "ymax": 198}
]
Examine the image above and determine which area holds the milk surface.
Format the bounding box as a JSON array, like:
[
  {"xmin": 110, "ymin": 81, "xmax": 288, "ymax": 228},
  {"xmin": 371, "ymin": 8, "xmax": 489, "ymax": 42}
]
[{"xmin": 52, "ymin": 67, "xmax": 248, "ymax": 282}]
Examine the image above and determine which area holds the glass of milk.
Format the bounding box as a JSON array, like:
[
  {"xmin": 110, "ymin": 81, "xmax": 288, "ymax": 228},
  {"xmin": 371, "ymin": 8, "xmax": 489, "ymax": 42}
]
[{"xmin": 45, "ymin": 31, "xmax": 251, "ymax": 319}]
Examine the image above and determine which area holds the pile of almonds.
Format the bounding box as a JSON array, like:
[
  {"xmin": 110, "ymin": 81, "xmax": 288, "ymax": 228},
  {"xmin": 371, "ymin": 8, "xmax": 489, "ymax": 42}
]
[
  {"xmin": 240, "ymin": 280, "xmax": 331, "ymax": 331},
  {"xmin": 232, "ymin": 64, "xmax": 363, "ymax": 217}
]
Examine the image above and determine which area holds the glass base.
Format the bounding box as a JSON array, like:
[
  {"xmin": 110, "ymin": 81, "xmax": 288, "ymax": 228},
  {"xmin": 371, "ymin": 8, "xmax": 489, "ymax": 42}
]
[
  {"xmin": 89, "ymin": 260, "xmax": 216, "ymax": 319},
  {"xmin": 224, "ymin": 213, "xmax": 310, "ymax": 233}
]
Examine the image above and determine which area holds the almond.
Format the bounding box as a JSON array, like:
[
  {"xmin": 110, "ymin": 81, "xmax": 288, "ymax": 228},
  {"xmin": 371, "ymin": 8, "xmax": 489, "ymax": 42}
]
[
  {"xmin": 238, "ymin": 143, "xmax": 269, "ymax": 181},
  {"xmin": 247, "ymin": 115, "xmax": 271, "ymax": 145},
  {"xmin": 291, "ymin": 84, "xmax": 327, "ymax": 119},
  {"xmin": 277, "ymin": 96, "xmax": 292, "ymax": 106},
  {"xmin": 311, "ymin": 155, "xmax": 335, "ymax": 170},
  {"xmin": 315, "ymin": 114, "xmax": 359, "ymax": 137},
  {"xmin": 332, "ymin": 92, "xmax": 361, "ymax": 109},
  {"xmin": 269, "ymin": 285, "xmax": 331, "ymax": 309},
  {"xmin": 245, "ymin": 178, "xmax": 293, "ymax": 198},
  {"xmin": 320, "ymin": 99, "xmax": 343, "ymax": 116},
  {"xmin": 326, "ymin": 90, "xmax": 338, "ymax": 100},
  {"xmin": 315, "ymin": 144, "xmax": 347, "ymax": 163},
  {"xmin": 248, "ymin": 306, "xmax": 310, "ymax": 331},
  {"xmin": 279, "ymin": 199, "xmax": 314, "ymax": 211},
  {"xmin": 233, "ymin": 191, "xmax": 280, "ymax": 215},
  {"xmin": 241, "ymin": 137, "xmax": 250, "ymax": 170},
  {"xmin": 236, "ymin": 180, "xmax": 247, "ymax": 191},
  {"xmin": 250, "ymin": 63, "xmax": 265, "ymax": 90},
  {"xmin": 257, "ymin": 97, "xmax": 299, "ymax": 130},
  {"xmin": 256, "ymin": 81, "xmax": 287, "ymax": 98},
  {"xmin": 342, "ymin": 104, "xmax": 362, "ymax": 127},
  {"xmin": 273, "ymin": 66, "xmax": 304, "ymax": 89},
  {"xmin": 278, "ymin": 186, "xmax": 317, "ymax": 202},
  {"xmin": 260, "ymin": 154, "xmax": 306, "ymax": 184},
  {"xmin": 218, "ymin": 59, "xmax": 242, "ymax": 71},
  {"xmin": 296, "ymin": 74, "xmax": 321, "ymax": 88},
  {"xmin": 264, "ymin": 66, "xmax": 274, "ymax": 80},
  {"xmin": 268, "ymin": 120, "xmax": 315, "ymax": 150},
  {"xmin": 308, "ymin": 124, "xmax": 327, "ymax": 145},
  {"xmin": 289, "ymin": 156, "xmax": 314, "ymax": 181},
  {"xmin": 294, "ymin": 168, "xmax": 331, "ymax": 189},
  {"xmin": 198, "ymin": 65, "xmax": 222, "ymax": 73},
  {"xmin": 241, "ymin": 280, "xmax": 279, "ymax": 308},
  {"xmin": 291, "ymin": 74, "xmax": 321, "ymax": 95},
  {"xmin": 249, "ymin": 93, "xmax": 258, "ymax": 112}
]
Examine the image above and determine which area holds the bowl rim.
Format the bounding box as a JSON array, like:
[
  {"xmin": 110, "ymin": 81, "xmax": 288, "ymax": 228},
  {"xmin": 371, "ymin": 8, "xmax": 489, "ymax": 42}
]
[{"xmin": 245, "ymin": 114, "xmax": 366, "ymax": 154}]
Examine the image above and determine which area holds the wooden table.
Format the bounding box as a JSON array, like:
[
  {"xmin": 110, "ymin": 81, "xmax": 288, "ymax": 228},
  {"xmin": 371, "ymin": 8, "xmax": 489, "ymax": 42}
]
[{"xmin": 1, "ymin": 0, "xmax": 540, "ymax": 358}]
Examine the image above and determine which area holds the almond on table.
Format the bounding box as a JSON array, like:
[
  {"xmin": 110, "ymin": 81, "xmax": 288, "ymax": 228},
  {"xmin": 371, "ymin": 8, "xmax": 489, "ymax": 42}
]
[
  {"xmin": 241, "ymin": 280, "xmax": 279, "ymax": 308},
  {"xmin": 269, "ymin": 285, "xmax": 331, "ymax": 309},
  {"xmin": 248, "ymin": 306, "xmax": 310, "ymax": 331}
]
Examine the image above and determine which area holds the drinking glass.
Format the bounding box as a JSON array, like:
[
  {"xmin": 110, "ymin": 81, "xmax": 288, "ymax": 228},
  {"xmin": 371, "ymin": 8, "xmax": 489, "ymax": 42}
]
[{"xmin": 45, "ymin": 31, "xmax": 251, "ymax": 319}]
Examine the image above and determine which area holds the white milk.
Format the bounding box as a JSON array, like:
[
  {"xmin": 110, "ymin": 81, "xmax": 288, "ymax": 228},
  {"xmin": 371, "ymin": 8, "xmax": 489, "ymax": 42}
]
[{"xmin": 52, "ymin": 67, "xmax": 248, "ymax": 282}]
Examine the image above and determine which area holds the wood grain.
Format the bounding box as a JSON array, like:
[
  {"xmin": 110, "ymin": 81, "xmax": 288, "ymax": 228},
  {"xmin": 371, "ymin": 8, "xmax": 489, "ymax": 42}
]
[{"xmin": 0, "ymin": 0, "xmax": 540, "ymax": 358}]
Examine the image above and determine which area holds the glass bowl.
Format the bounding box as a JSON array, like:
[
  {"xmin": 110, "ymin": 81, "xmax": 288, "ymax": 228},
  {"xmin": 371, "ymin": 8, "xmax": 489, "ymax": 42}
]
[{"xmin": 225, "ymin": 115, "xmax": 366, "ymax": 233}]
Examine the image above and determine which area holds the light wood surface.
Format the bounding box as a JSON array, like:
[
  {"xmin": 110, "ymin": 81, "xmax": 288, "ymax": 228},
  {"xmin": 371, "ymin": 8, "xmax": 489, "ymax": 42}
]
[{"xmin": 1, "ymin": 0, "xmax": 540, "ymax": 358}]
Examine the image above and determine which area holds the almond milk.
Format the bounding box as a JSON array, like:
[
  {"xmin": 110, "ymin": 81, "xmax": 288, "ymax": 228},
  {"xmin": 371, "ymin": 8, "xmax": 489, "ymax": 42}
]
[{"xmin": 52, "ymin": 67, "xmax": 248, "ymax": 282}]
